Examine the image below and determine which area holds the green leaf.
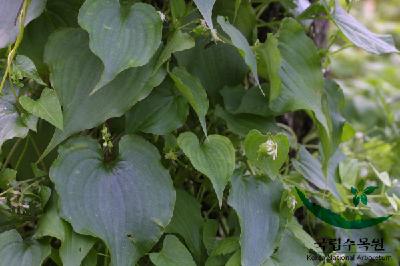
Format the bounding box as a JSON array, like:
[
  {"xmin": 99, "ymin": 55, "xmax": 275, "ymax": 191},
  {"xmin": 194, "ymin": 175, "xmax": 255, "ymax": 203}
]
[
  {"xmin": 175, "ymin": 38, "xmax": 248, "ymax": 101},
  {"xmin": 19, "ymin": 0, "xmax": 84, "ymax": 75},
  {"xmin": 215, "ymin": 105, "xmax": 278, "ymax": 137},
  {"xmin": 220, "ymin": 85, "xmax": 272, "ymax": 117},
  {"xmin": 363, "ymin": 186, "xmax": 378, "ymax": 195},
  {"xmin": 0, "ymin": 0, "xmax": 46, "ymax": 48},
  {"xmin": 228, "ymin": 175, "xmax": 283, "ymax": 266},
  {"xmin": 264, "ymin": 230, "xmax": 314, "ymax": 266},
  {"xmin": 255, "ymin": 34, "xmax": 281, "ymax": 101},
  {"xmin": 177, "ymin": 132, "xmax": 235, "ymax": 205},
  {"xmin": 331, "ymin": 3, "xmax": 398, "ymax": 54},
  {"xmin": 292, "ymin": 146, "xmax": 343, "ymax": 199},
  {"xmin": 19, "ymin": 88, "xmax": 63, "ymax": 130},
  {"xmin": 287, "ymin": 219, "xmax": 323, "ymax": 255},
  {"xmin": 193, "ymin": 0, "xmax": 216, "ymax": 29},
  {"xmin": 156, "ymin": 30, "xmax": 195, "ymax": 70},
  {"xmin": 360, "ymin": 193, "xmax": 368, "ymax": 205},
  {"xmin": 35, "ymin": 194, "xmax": 96, "ymax": 266},
  {"xmin": 210, "ymin": 237, "xmax": 239, "ymax": 257},
  {"xmin": 170, "ymin": 0, "xmax": 186, "ymax": 21},
  {"xmin": 353, "ymin": 195, "xmax": 360, "ymax": 207},
  {"xmin": 202, "ymin": 219, "xmax": 219, "ymax": 255},
  {"xmin": 78, "ymin": 0, "xmax": 162, "ymax": 92},
  {"xmin": 217, "ymin": 16, "xmax": 260, "ymax": 88},
  {"xmin": 12, "ymin": 55, "xmax": 45, "ymax": 85},
  {"xmin": 50, "ymin": 135, "xmax": 175, "ymax": 266},
  {"xmin": 0, "ymin": 86, "xmax": 37, "ymax": 149},
  {"xmin": 351, "ymin": 186, "xmax": 358, "ymax": 195},
  {"xmin": 271, "ymin": 18, "xmax": 329, "ymax": 134},
  {"xmin": 244, "ymin": 130, "xmax": 289, "ymax": 179},
  {"xmin": 170, "ymin": 67, "xmax": 209, "ymax": 136},
  {"xmin": 0, "ymin": 230, "xmax": 50, "ymax": 266},
  {"xmin": 226, "ymin": 250, "xmax": 241, "ymax": 266},
  {"xmin": 42, "ymin": 28, "xmax": 160, "ymax": 157},
  {"xmin": 0, "ymin": 168, "xmax": 17, "ymax": 189},
  {"xmin": 166, "ymin": 190, "xmax": 204, "ymax": 262},
  {"xmin": 125, "ymin": 79, "xmax": 189, "ymax": 135},
  {"xmin": 213, "ymin": 0, "xmax": 257, "ymax": 41},
  {"xmin": 149, "ymin": 235, "xmax": 196, "ymax": 266}
]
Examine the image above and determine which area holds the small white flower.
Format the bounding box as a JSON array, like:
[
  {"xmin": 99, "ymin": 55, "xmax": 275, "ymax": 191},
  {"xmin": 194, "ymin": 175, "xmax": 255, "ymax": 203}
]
[
  {"xmin": 157, "ymin": 11, "xmax": 166, "ymax": 22},
  {"xmin": 258, "ymin": 139, "xmax": 278, "ymax": 160}
]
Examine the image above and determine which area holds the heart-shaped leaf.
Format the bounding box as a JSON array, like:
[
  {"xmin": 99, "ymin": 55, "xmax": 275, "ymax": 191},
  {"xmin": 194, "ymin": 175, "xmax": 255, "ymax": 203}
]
[
  {"xmin": 217, "ymin": 16, "xmax": 260, "ymax": 88},
  {"xmin": 244, "ymin": 129, "xmax": 289, "ymax": 179},
  {"xmin": 50, "ymin": 135, "xmax": 176, "ymax": 266},
  {"xmin": 149, "ymin": 235, "xmax": 196, "ymax": 266},
  {"xmin": 42, "ymin": 28, "xmax": 161, "ymax": 157},
  {"xmin": 228, "ymin": 174, "xmax": 283, "ymax": 266},
  {"xmin": 78, "ymin": 0, "xmax": 162, "ymax": 92},
  {"xmin": 177, "ymin": 132, "xmax": 235, "ymax": 205},
  {"xmin": 0, "ymin": 230, "xmax": 50, "ymax": 266},
  {"xmin": 170, "ymin": 67, "xmax": 209, "ymax": 136},
  {"xmin": 19, "ymin": 88, "xmax": 63, "ymax": 130}
]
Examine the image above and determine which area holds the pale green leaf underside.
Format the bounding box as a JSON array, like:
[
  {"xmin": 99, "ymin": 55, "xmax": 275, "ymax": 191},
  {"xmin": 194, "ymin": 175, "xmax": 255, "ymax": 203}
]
[
  {"xmin": 50, "ymin": 135, "xmax": 175, "ymax": 266},
  {"xmin": 177, "ymin": 132, "xmax": 235, "ymax": 205},
  {"xmin": 0, "ymin": 0, "xmax": 46, "ymax": 48},
  {"xmin": 149, "ymin": 235, "xmax": 196, "ymax": 266},
  {"xmin": 19, "ymin": 88, "xmax": 63, "ymax": 130},
  {"xmin": 0, "ymin": 230, "xmax": 50, "ymax": 266},
  {"xmin": 170, "ymin": 67, "xmax": 209, "ymax": 136},
  {"xmin": 228, "ymin": 175, "xmax": 282, "ymax": 266},
  {"xmin": 0, "ymin": 87, "xmax": 36, "ymax": 149},
  {"xmin": 42, "ymin": 28, "xmax": 159, "ymax": 158},
  {"xmin": 193, "ymin": 0, "xmax": 216, "ymax": 29},
  {"xmin": 332, "ymin": 4, "xmax": 398, "ymax": 54},
  {"xmin": 271, "ymin": 18, "xmax": 329, "ymax": 134},
  {"xmin": 78, "ymin": 0, "xmax": 162, "ymax": 92},
  {"xmin": 217, "ymin": 16, "xmax": 260, "ymax": 87},
  {"xmin": 244, "ymin": 129, "xmax": 289, "ymax": 179}
]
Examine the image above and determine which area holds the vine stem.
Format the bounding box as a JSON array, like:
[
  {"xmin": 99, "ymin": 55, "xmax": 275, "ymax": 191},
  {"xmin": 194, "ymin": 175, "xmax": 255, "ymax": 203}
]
[{"xmin": 0, "ymin": 0, "xmax": 31, "ymax": 94}]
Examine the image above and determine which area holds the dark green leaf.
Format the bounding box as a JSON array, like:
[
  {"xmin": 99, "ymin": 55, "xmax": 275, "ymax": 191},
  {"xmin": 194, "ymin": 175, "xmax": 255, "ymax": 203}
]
[
  {"xmin": 78, "ymin": 0, "xmax": 162, "ymax": 92},
  {"xmin": 353, "ymin": 195, "xmax": 360, "ymax": 207},
  {"xmin": 166, "ymin": 190, "xmax": 204, "ymax": 262},
  {"xmin": 360, "ymin": 193, "xmax": 368, "ymax": 205},
  {"xmin": 351, "ymin": 186, "xmax": 358, "ymax": 195},
  {"xmin": 363, "ymin": 186, "xmax": 378, "ymax": 195},
  {"xmin": 50, "ymin": 135, "xmax": 175, "ymax": 266},
  {"xmin": 217, "ymin": 16, "xmax": 260, "ymax": 88},
  {"xmin": 170, "ymin": 67, "xmax": 209, "ymax": 136},
  {"xmin": 125, "ymin": 79, "xmax": 189, "ymax": 135},
  {"xmin": 175, "ymin": 39, "xmax": 248, "ymax": 101},
  {"xmin": 150, "ymin": 235, "xmax": 196, "ymax": 266}
]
